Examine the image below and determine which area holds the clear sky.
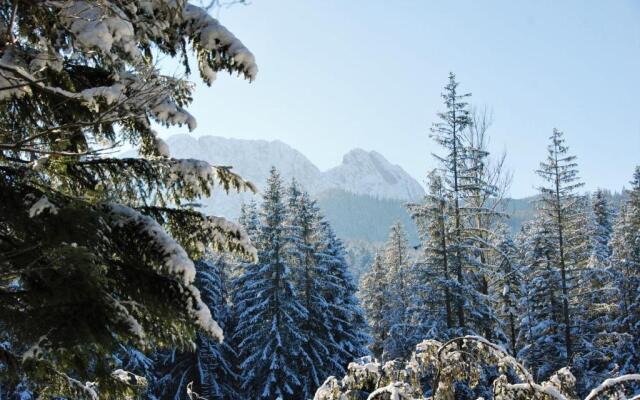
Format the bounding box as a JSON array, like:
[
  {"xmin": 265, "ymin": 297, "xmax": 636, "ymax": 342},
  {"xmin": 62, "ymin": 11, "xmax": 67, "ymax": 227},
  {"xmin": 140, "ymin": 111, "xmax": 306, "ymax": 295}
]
[{"xmin": 158, "ymin": 0, "xmax": 640, "ymax": 198}]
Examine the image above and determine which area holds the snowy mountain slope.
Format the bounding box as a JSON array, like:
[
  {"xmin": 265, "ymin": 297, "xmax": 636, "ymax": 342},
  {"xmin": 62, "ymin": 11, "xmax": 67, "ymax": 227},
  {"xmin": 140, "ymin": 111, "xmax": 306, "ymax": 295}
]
[
  {"xmin": 167, "ymin": 134, "xmax": 321, "ymax": 189},
  {"xmin": 320, "ymin": 149, "xmax": 425, "ymax": 201},
  {"xmin": 164, "ymin": 134, "xmax": 425, "ymax": 218}
]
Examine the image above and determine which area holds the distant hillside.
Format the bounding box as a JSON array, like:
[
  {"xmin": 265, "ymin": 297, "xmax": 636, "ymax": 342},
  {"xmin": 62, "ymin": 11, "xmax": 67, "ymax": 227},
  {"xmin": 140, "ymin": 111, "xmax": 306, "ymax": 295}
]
[
  {"xmin": 315, "ymin": 189, "xmax": 419, "ymax": 245},
  {"xmin": 502, "ymin": 196, "xmax": 538, "ymax": 234}
]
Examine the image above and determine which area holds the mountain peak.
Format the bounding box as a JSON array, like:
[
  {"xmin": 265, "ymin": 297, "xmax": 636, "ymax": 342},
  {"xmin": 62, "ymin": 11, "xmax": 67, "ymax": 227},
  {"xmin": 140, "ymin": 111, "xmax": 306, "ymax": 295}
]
[
  {"xmin": 324, "ymin": 148, "xmax": 423, "ymax": 201},
  {"xmin": 163, "ymin": 134, "xmax": 425, "ymax": 217}
]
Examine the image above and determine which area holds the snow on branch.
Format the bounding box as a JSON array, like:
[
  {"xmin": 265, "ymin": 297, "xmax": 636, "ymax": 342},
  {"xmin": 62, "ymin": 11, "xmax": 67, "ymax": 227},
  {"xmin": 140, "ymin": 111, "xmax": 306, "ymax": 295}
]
[
  {"xmin": 55, "ymin": 1, "xmax": 141, "ymax": 62},
  {"xmin": 366, "ymin": 382, "xmax": 414, "ymax": 400},
  {"xmin": 27, "ymin": 196, "xmax": 59, "ymax": 218},
  {"xmin": 183, "ymin": 2, "xmax": 258, "ymax": 83},
  {"xmin": 105, "ymin": 204, "xmax": 224, "ymax": 341},
  {"xmin": 315, "ymin": 336, "xmax": 635, "ymax": 399},
  {"xmin": 584, "ymin": 375, "xmax": 640, "ymax": 400}
]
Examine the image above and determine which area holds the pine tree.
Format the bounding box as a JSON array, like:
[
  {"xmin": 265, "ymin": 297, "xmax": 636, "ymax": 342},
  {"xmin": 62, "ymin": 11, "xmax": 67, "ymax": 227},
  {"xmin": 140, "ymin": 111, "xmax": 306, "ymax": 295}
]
[
  {"xmin": 239, "ymin": 201, "xmax": 261, "ymax": 243},
  {"xmin": 591, "ymin": 189, "xmax": 614, "ymax": 261},
  {"xmin": 315, "ymin": 220, "xmax": 369, "ymax": 370},
  {"xmin": 359, "ymin": 253, "xmax": 391, "ymax": 359},
  {"xmin": 0, "ymin": 1, "xmax": 257, "ymax": 397},
  {"xmin": 429, "ymin": 74, "xmax": 502, "ymax": 339},
  {"xmin": 534, "ymin": 128, "xmax": 584, "ymax": 362},
  {"xmin": 153, "ymin": 259, "xmax": 241, "ymax": 400},
  {"xmin": 462, "ymin": 108, "xmax": 510, "ymax": 341},
  {"xmin": 381, "ymin": 223, "xmax": 417, "ymax": 360},
  {"xmin": 407, "ymin": 171, "xmax": 452, "ymax": 339},
  {"xmin": 494, "ymin": 237, "xmax": 522, "ymax": 357},
  {"xmin": 284, "ymin": 180, "xmax": 336, "ymax": 398},
  {"xmin": 430, "ymin": 72, "xmax": 473, "ymax": 330},
  {"xmin": 516, "ymin": 218, "xmax": 566, "ymax": 381},
  {"xmin": 233, "ymin": 168, "xmax": 307, "ymax": 400},
  {"xmin": 610, "ymin": 167, "xmax": 640, "ymax": 373}
]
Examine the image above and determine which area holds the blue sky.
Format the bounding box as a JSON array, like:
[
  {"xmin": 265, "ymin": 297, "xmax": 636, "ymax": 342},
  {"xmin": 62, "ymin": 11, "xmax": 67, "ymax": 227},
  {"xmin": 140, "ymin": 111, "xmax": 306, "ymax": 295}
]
[{"xmin": 159, "ymin": 0, "xmax": 640, "ymax": 198}]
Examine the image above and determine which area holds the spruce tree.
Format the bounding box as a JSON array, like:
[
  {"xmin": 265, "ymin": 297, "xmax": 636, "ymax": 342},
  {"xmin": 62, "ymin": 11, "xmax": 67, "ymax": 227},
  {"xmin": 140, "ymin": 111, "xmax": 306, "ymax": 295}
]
[
  {"xmin": 494, "ymin": 237, "xmax": 522, "ymax": 356},
  {"xmin": 233, "ymin": 168, "xmax": 307, "ymax": 400},
  {"xmin": 430, "ymin": 72, "xmax": 472, "ymax": 330},
  {"xmin": 315, "ymin": 220, "xmax": 369, "ymax": 370},
  {"xmin": 407, "ymin": 171, "xmax": 452, "ymax": 338},
  {"xmin": 359, "ymin": 253, "xmax": 391, "ymax": 359},
  {"xmin": 381, "ymin": 222, "xmax": 416, "ymax": 360},
  {"xmin": 462, "ymin": 108, "xmax": 510, "ymax": 341},
  {"xmin": 153, "ymin": 259, "xmax": 241, "ymax": 400},
  {"xmin": 534, "ymin": 128, "xmax": 584, "ymax": 361},
  {"xmin": 429, "ymin": 74, "xmax": 502, "ymax": 339},
  {"xmin": 610, "ymin": 167, "xmax": 640, "ymax": 372},
  {"xmin": 591, "ymin": 189, "xmax": 614, "ymax": 261},
  {"xmin": 516, "ymin": 218, "xmax": 566, "ymax": 381},
  {"xmin": 284, "ymin": 180, "xmax": 335, "ymax": 398},
  {"xmin": 0, "ymin": 1, "xmax": 257, "ymax": 397}
]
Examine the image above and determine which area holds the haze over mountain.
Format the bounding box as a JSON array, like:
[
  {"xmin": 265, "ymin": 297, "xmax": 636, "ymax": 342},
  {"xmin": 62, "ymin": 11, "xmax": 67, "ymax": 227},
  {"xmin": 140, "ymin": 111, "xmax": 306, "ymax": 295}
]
[
  {"xmin": 163, "ymin": 135, "xmax": 626, "ymax": 249},
  {"xmin": 165, "ymin": 134, "xmax": 425, "ymax": 217}
]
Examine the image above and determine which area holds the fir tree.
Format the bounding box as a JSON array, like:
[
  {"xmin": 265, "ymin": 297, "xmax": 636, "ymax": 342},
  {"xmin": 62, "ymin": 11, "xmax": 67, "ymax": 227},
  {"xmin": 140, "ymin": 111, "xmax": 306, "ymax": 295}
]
[
  {"xmin": 610, "ymin": 167, "xmax": 640, "ymax": 373},
  {"xmin": 233, "ymin": 168, "xmax": 307, "ymax": 400},
  {"xmin": 381, "ymin": 222, "xmax": 416, "ymax": 360},
  {"xmin": 430, "ymin": 72, "xmax": 473, "ymax": 330},
  {"xmin": 534, "ymin": 128, "xmax": 584, "ymax": 361},
  {"xmin": 239, "ymin": 201, "xmax": 261, "ymax": 243},
  {"xmin": 516, "ymin": 218, "xmax": 566, "ymax": 381},
  {"xmin": 359, "ymin": 253, "xmax": 391, "ymax": 359},
  {"xmin": 0, "ymin": 1, "xmax": 257, "ymax": 397},
  {"xmin": 284, "ymin": 180, "xmax": 335, "ymax": 398},
  {"xmin": 153, "ymin": 259, "xmax": 241, "ymax": 400},
  {"xmin": 407, "ymin": 171, "xmax": 452, "ymax": 339},
  {"xmin": 462, "ymin": 109, "xmax": 510, "ymax": 341},
  {"xmin": 591, "ymin": 189, "xmax": 614, "ymax": 261},
  {"xmin": 494, "ymin": 237, "xmax": 522, "ymax": 357},
  {"xmin": 429, "ymin": 74, "xmax": 503, "ymax": 339},
  {"xmin": 315, "ymin": 220, "xmax": 369, "ymax": 369}
]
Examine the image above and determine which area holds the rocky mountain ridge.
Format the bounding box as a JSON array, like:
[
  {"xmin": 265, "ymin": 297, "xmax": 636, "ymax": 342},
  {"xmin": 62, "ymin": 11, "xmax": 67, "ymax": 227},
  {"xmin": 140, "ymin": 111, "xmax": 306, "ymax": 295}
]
[{"xmin": 164, "ymin": 134, "xmax": 425, "ymax": 218}]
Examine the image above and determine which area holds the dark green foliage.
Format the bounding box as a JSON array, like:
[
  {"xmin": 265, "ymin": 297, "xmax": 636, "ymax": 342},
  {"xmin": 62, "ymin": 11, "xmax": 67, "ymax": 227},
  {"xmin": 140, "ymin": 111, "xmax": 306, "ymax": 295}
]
[{"xmin": 0, "ymin": 1, "xmax": 257, "ymax": 397}]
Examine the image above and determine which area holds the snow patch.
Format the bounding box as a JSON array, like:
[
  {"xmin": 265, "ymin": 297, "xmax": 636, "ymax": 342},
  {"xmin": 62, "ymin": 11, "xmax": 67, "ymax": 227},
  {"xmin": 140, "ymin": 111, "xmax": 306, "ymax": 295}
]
[{"xmin": 28, "ymin": 196, "xmax": 59, "ymax": 218}]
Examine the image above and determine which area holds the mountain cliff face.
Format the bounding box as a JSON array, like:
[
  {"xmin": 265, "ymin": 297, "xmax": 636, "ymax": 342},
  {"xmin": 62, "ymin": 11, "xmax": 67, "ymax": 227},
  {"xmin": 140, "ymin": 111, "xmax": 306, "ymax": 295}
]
[
  {"xmin": 167, "ymin": 135, "xmax": 321, "ymax": 190},
  {"xmin": 320, "ymin": 149, "xmax": 425, "ymax": 201},
  {"xmin": 164, "ymin": 134, "xmax": 425, "ymax": 218}
]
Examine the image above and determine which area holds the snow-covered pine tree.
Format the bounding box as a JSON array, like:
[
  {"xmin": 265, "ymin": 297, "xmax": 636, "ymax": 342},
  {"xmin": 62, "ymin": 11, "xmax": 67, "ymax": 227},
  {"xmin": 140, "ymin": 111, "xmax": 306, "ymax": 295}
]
[
  {"xmin": 430, "ymin": 72, "xmax": 473, "ymax": 331},
  {"xmin": 406, "ymin": 171, "xmax": 452, "ymax": 340},
  {"xmin": 591, "ymin": 189, "xmax": 614, "ymax": 261},
  {"xmin": 571, "ymin": 253, "xmax": 625, "ymax": 396},
  {"xmin": 569, "ymin": 192, "xmax": 624, "ymax": 395},
  {"xmin": 233, "ymin": 168, "xmax": 308, "ymax": 400},
  {"xmin": 234, "ymin": 200, "xmax": 261, "ymax": 283},
  {"xmin": 494, "ymin": 237, "xmax": 522, "ymax": 357},
  {"xmin": 609, "ymin": 167, "xmax": 640, "ymax": 374},
  {"xmin": 284, "ymin": 180, "xmax": 337, "ymax": 398},
  {"xmin": 239, "ymin": 201, "xmax": 261, "ymax": 243},
  {"xmin": 359, "ymin": 252, "xmax": 392, "ymax": 359},
  {"xmin": 153, "ymin": 258, "xmax": 241, "ymax": 400},
  {"xmin": 315, "ymin": 220, "xmax": 369, "ymax": 371},
  {"xmin": 461, "ymin": 108, "xmax": 511, "ymax": 341},
  {"xmin": 379, "ymin": 223, "xmax": 416, "ymax": 360},
  {"xmin": 0, "ymin": 1, "xmax": 257, "ymax": 397},
  {"xmin": 516, "ymin": 218, "xmax": 567, "ymax": 381},
  {"xmin": 534, "ymin": 128, "xmax": 585, "ymax": 362}
]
